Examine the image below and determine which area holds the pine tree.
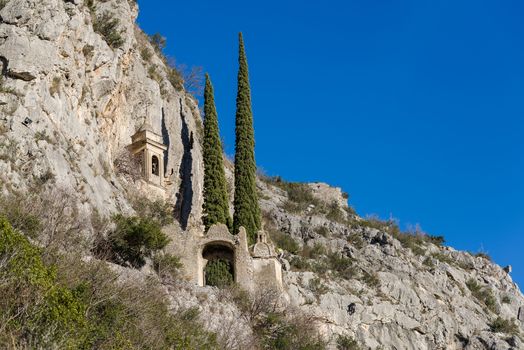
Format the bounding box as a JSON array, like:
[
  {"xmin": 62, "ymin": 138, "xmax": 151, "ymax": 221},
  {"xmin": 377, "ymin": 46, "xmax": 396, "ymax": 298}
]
[
  {"xmin": 233, "ymin": 33, "xmax": 261, "ymax": 244},
  {"xmin": 202, "ymin": 74, "xmax": 232, "ymax": 231}
]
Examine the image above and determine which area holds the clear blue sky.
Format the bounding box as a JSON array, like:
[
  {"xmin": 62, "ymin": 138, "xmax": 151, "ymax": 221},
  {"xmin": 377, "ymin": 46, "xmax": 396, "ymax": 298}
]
[{"xmin": 137, "ymin": 0, "xmax": 524, "ymax": 288}]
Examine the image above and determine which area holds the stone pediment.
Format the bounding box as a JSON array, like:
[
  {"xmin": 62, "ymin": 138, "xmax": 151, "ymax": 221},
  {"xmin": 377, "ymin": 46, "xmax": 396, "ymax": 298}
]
[{"xmin": 252, "ymin": 241, "xmax": 276, "ymax": 258}]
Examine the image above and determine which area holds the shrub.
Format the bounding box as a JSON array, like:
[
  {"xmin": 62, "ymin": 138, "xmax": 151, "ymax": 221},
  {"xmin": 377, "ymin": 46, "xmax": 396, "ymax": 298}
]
[
  {"xmin": 431, "ymin": 252, "xmax": 455, "ymax": 265},
  {"xmin": 501, "ymin": 295, "xmax": 511, "ymax": 304},
  {"xmin": 113, "ymin": 148, "xmax": 143, "ymax": 182},
  {"xmin": 129, "ymin": 196, "xmax": 174, "ymax": 227},
  {"xmin": 93, "ymin": 12, "xmax": 125, "ymax": 49},
  {"xmin": 309, "ymin": 277, "xmax": 329, "ymax": 296},
  {"xmin": 347, "ymin": 233, "xmax": 365, "ymax": 249},
  {"xmin": 301, "ymin": 243, "xmax": 326, "ymax": 259},
  {"xmin": 337, "ymin": 335, "xmax": 362, "ymax": 350},
  {"xmin": 225, "ymin": 286, "xmax": 326, "ymax": 349},
  {"xmin": 140, "ymin": 47, "xmax": 152, "ymax": 62},
  {"xmin": 361, "ymin": 271, "xmax": 380, "ymax": 289},
  {"xmin": 149, "ymin": 33, "xmax": 166, "ymax": 53},
  {"xmin": 269, "ymin": 229, "xmax": 300, "ymax": 254},
  {"xmin": 204, "ymin": 259, "xmax": 234, "ymax": 287},
  {"xmin": 325, "ymin": 201, "xmax": 345, "ymax": 223},
  {"xmin": 269, "ymin": 178, "xmax": 319, "ymax": 212},
  {"xmin": 153, "ymin": 253, "xmax": 182, "ymax": 280},
  {"xmin": 49, "ymin": 76, "xmax": 61, "ymax": 96},
  {"xmin": 0, "ymin": 213, "xmax": 220, "ymax": 349},
  {"xmin": 167, "ymin": 66, "xmax": 184, "ymax": 90},
  {"xmin": 96, "ymin": 214, "xmax": 170, "ymax": 268},
  {"xmin": 257, "ymin": 312, "xmax": 326, "ymax": 350},
  {"xmin": 327, "ymin": 252, "xmax": 355, "ymax": 279},
  {"xmin": 0, "ymin": 194, "xmax": 42, "ymax": 238},
  {"xmin": 0, "ymin": 217, "xmax": 87, "ymax": 348},
  {"xmin": 423, "ymin": 257, "xmax": 435, "ymax": 269},
  {"xmin": 290, "ymin": 256, "xmax": 311, "ymax": 271},
  {"xmin": 0, "ymin": 187, "xmax": 86, "ymax": 254},
  {"xmin": 474, "ymin": 252, "xmax": 491, "ymax": 261},
  {"xmin": 489, "ymin": 317, "xmax": 519, "ymax": 335},
  {"xmin": 466, "ymin": 279, "xmax": 498, "ymax": 313},
  {"xmin": 315, "ymin": 225, "xmax": 329, "ymax": 237}
]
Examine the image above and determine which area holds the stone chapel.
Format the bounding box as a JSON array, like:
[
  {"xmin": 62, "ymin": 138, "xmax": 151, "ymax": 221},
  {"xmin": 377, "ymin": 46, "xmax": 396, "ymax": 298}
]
[{"xmin": 129, "ymin": 122, "xmax": 283, "ymax": 292}]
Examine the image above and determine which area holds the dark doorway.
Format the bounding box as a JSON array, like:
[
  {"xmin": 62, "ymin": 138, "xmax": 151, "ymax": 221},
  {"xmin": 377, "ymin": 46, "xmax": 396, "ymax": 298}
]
[{"xmin": 202, "ymin": 243, "xmax": 235, "ymax": 287}]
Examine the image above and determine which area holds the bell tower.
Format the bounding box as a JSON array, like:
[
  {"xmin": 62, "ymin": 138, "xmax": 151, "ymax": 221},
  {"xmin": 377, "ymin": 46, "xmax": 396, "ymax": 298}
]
[{"xmin": 129, "ymin": 121, "xmax": 168, "ymax": 187}]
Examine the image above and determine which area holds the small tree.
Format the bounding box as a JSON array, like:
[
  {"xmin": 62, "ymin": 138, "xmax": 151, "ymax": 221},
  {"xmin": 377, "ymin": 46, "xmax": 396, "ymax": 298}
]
[
  {"xmin": 96, "ymin": 215, "xmax": 170, "ymax": 268},
  {"xmin": 202, "ymin": 74, "xmax": 232, "ymax": 231}
]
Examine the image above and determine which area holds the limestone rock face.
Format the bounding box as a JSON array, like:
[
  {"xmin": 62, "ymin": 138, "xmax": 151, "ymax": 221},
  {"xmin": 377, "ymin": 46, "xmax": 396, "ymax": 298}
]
[
  {"xmin": 0, "ymin": 0, "xmax": 203, "ymax": 227},
  {"xmin": 257, "ymin": 179, "xmax": 524, "ymax": 350}
]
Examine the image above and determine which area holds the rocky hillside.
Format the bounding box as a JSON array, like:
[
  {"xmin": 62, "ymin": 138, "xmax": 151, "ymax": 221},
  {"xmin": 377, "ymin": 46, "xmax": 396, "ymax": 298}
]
[
  {"xmin": 0, "ymin": 0, "xmax": 204, "ymax": 225},
  {"xmin": 0, "ymin": 0, "xmax": 523, "ymax": 349},
  {"xmin": 257, "ymin": 178, "xmax": 524, "ymax": 349}
]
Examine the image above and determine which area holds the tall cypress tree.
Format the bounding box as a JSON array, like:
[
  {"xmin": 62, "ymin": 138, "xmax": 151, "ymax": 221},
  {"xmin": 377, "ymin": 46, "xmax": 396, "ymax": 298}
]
[
  {"xmin": 202, "ymin": 74, "xmax": 232, "ymax": 231},
  {"xmin": 233, "ymin": 33, "xmax": 261, "ymax": 244}
]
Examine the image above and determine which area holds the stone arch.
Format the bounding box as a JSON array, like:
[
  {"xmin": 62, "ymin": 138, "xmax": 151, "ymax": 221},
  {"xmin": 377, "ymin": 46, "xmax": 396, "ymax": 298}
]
[
  {"xmin": 151, "ymin": 155, "xmax": 159, "ymax": 176},
  {"xmin": 200, "ymin": 241, "xmax": 236, "ymax": 287}
]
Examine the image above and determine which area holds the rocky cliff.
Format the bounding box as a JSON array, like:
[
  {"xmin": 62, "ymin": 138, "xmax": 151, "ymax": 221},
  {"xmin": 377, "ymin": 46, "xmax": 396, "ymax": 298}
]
[
  {"xmin": 0, "ymin": 0, "xmax": 204, "ymax": 225},
  {"xmin": 0, "ymin": 1, "xmax": 522, "ymax": 349}
]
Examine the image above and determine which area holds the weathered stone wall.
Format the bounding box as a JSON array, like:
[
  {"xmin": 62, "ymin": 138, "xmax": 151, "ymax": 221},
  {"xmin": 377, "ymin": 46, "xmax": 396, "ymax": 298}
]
[{"xmin": 165, "ymin": 223, "xmax": 282, "ymax": 292}]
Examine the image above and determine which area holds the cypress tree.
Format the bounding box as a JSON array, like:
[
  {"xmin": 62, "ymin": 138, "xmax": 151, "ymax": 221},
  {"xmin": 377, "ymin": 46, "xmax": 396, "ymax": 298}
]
[
  {"xmin": 202, "ymin": 74, "xmax": 232, "ymax": 231},
  {"xmin": 233, "ymin": 33, "xmax": 261, "ymax": 244}
]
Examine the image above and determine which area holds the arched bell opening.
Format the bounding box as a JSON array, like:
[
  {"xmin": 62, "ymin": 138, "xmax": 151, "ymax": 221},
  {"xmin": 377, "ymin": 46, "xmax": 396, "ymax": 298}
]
[
  {"xmin": 202, "ymin": 242, "xmax": 235, "ymax": 287},
  {"xmin": 151, "ymin": 155, "xmax": 160, "ymax": 176}
]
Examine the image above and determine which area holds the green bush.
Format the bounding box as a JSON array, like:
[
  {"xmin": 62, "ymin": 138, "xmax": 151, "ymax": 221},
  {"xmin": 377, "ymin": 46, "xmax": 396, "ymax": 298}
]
[
  {"xmin": 325, "ymin": 201, "xmax": 345, "ymax": 223},
  {"xmin": 0, "ymin": 216, "xmax": 87, "ymax": 348},
  {"xmin": 431, "ymin": 252, "xmax": 455, "ymax": 265},
  {"xmin": 336, "ymin": 335, "xmax": 362, "ymax": 350},
  {"xmin": 466, "ymin": 279, "xmax": 498, "ymax": 313},
  {"xmin": 361, "ymin": 271, "xmax": 380, "ymax": 289},
  {"xmin": 315, "ymin": 225, "xmax": 329, "ymax": 237},
  {"xmin": 96, "ymin": 214, "xmax": 170, "ymax": 268},
  {"xmin": 149, "ymin": 33, "xmax": 166, "ymax": 53},
  {"xmin": 204, "ymin": 259, "xmax": 234, "ymax": 287},
  {"xmin": 93, "ymin": 12, "xmax": 125, "ymax": 49},
  {"xmin": 327, "ymin": 252, "xmax": 355, "ymax": 279},
  {"xmin": 0, "ymin": 215, "xmax": 219, "ymax": 349},
  {"xmin": 489, "ymin": 317, "xmax": 519, "ymax": 335},
  {"xmin": 309, "ymin": 277, "xmax": 329, "ymax": 296},
  {"xmin": 290, "ymin": 256, "xmax": 311, "ymax": 271},
  {"xmin": 269, "ymin": 228, "xmax": 300, "ymax": 254},
  {"xmin": 301, "ymin": 243, "xmax": 326, "ymax": 259}
]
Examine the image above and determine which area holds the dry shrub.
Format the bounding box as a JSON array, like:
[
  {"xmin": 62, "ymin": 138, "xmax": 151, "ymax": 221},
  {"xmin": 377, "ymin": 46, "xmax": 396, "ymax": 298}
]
[
  {"xmin": 0, "ymin": 186, "xmax": 89, "ymax": 259},
  {"xmin": 113, "ymin": 148, "xmax": 142, "ymax": 182},
  {"xmin": 223, "ymin": 286, "xmax": 327, "ymax": 349}
]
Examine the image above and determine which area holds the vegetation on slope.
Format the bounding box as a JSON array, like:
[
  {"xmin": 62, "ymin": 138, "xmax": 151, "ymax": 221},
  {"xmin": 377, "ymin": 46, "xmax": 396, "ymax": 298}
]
[{"xmin": 0, "ymin": 216, "xmax": 218, "ymax": 349}]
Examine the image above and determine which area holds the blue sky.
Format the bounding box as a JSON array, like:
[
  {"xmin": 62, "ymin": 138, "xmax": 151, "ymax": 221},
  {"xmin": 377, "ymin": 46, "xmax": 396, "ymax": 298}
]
[{"xmin": 137, "ymin": 0, "xmax": 524, "ymax": 288}]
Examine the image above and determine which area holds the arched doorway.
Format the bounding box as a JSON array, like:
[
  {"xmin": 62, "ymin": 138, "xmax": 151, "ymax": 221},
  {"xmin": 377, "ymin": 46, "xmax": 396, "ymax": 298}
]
[{"xmin": 202, "ymin": 243, "xmax": 235, "ymax": 287}]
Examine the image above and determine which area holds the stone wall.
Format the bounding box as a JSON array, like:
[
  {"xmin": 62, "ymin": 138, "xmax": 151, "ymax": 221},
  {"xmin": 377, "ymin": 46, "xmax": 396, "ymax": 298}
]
[{"xmin": 165, "ymin": 223, "xmax": 282, "ymax": 292}]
